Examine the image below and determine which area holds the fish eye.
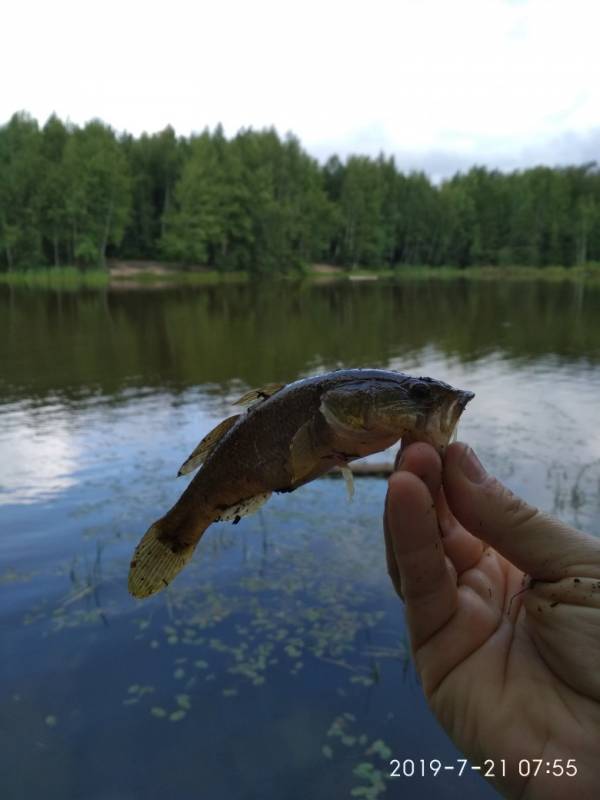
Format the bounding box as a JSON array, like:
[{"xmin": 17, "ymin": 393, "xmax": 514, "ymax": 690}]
[{"xmin": 409, "ymin": 381, "xmax": 431, "ymax": 399}]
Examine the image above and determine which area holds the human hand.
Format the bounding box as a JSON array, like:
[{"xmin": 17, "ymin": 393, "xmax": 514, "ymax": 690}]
[{"xmin": 384, "ymin": 441, "xmax": 600, "ymax": 799}]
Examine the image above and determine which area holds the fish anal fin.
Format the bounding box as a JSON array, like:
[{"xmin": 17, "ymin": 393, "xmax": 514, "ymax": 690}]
[
  {"xmin": 128, "ymin": 523, "xmax": 196, "ymax": 599},
  {"xmin": 233, "ymin": 382, "xmax": 286, "ymax": 407},
  {"xmin": 177, "ymin": 414, "xmax": 240, "ymax": 476},
  {"xmin": 216, "ymin": 492, "xmax": 272, "ymax": 523}
]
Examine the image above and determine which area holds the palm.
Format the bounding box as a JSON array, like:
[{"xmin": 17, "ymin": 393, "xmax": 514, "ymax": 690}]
[
  {"xmin": 426, "ymin": 548, "xmax": 599, "ymax": 796},
  {"xmin": 385, "ymin": 442, "xmax": 600, "ymax": 799}
]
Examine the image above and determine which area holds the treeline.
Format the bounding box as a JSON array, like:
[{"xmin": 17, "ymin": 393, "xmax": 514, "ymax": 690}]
[{"xmin": 1, "ymin": 111, "xmax": 600, "ymax": 273}]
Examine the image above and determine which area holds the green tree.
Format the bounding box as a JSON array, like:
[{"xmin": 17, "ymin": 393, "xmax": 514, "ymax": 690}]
[
  {"xmin": 0, "ymin": 112, "xmax": 43, "ymax": 269},
  {"xmin": 161, "ymin": 126, "xmax": 242, "ymax": 266},
  {"xmin": 337, "ymin": 156, "xmax": 385, "ymax": 267},
  {"xmin": 395, "ymin": 171, "xmax": 442, "ymax": 266},
  {"xmin": 2, "ymin": 109, "xmax": 600, "ymax": 274},
  {"xmin": 63, "ymin": 120, "xmax": 131, "ymax": 267},
  {"xmin": 438, "ymin": 179, "xmax": 477, "ymax": 267},
  {"xmin": 120, "ymin": 125, "xmax": 186, "ymax": 259},
  {"xmin": 39, "ymin": 114, "xmax": 70, "ymax": 266}
]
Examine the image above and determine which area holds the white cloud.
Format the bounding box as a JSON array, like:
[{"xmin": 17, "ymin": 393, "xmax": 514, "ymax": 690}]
[{"xmin": 2, "ymin": 0, "xmax": 600, "ymax": 174}]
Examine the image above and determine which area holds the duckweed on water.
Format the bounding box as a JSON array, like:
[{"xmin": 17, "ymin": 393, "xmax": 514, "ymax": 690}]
[
  {"xmin": 0, "ymin": 568, "xmax": 36, "ymax": 585},
  {"xmin": 123, "ymin": 685, "xmax": 155, "ymax": 706},
  {"xmin": 324, "ymin": 714, "xmax": 392, "ymax": 799},
  {"xmin": 16, "ymin": 485, "xmax": 411, "ymax": 796}
]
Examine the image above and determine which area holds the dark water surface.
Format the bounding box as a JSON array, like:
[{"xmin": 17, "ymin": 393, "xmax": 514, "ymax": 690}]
[{"xmin": 1, "ymin": 279, "xmax": 600, "ymax": 800}]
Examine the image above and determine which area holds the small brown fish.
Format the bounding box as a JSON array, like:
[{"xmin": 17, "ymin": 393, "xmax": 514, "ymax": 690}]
[{"xmin": 128, "ymin": 368, "xmax": 474, "ymax": 598}]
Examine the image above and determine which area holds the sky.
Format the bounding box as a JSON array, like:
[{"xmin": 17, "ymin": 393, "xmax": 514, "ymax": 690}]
[{"xmin": 3, "ymin": 0, "xmax": 600, "ymax": 180}]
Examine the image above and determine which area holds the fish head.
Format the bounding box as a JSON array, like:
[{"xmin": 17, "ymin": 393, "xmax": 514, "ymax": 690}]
[
  {"xmin": 397, "ymin": 376, "xmax": 475, "ymax": 452},
  {"xmin": 320, "ymin": 375, "xmax": 474, "ymax": 455}
]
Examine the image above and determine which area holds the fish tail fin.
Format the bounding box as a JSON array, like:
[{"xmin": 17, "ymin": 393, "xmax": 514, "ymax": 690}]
[{"xmin": 128, "ymin": 519, "xmax": 206, "ymax": 599}]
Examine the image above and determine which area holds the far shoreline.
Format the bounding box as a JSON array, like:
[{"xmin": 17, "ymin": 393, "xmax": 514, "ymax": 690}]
[{"xmin": 1, "ymin": 260, "xmax": 599, "ymax": 290}]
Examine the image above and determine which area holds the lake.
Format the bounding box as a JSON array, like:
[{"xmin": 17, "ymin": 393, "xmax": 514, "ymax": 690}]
[{"xmin": 1, "ymin": 278, "xmax": 600, "ymax": 800}]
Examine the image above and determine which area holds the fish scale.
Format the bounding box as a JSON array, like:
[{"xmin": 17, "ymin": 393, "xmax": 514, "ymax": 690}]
[{"xmin": 128, "ymin": 368, "xmax": 474, "ymax": 598}]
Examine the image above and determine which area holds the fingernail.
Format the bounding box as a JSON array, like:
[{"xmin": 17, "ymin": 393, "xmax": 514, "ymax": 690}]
[{"xmin": 459, "ymin": 446, "xmax": 487, "ymax": 484}]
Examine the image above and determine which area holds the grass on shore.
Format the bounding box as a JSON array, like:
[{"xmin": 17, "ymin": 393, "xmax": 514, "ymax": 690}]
[
  {"xmin": 0, "ymin": 266, "xmax": 110, "ymax": 289},
  {"xmin": 0, "ymin": 266, "xmax": 249, "ymax": 289},
  {"xmin": 113, "ymin": 269, "xmax": 249, "ymax": 285},
  {"xmin": 346, "ymin": 263, "xmax": 600, "ymax": 282},
  {"xmin": 1, "ymin": 262, "xmax": 600, "ymax": 289}
]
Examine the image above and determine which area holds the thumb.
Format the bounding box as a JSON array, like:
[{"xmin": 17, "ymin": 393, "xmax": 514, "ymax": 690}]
[{"xmin": 443, "ymin": 442, "xmax": 600, "ymax": 581}]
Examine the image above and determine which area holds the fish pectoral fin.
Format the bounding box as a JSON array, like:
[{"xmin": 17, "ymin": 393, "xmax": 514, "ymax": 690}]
[
  {"xmin": 340, "ymin": 466, "xmax": 355, "ymax": 502},
  {"xmin": 320, "ymin": 386, "xmax": 370, "ymax": 435},
  {"xmin": 177, "ymin": 414, "xmax": 241, "ymax": 476},
  {"xmin": 289, "ymin": 419, "xmax": 321, "ymax": 484},
  {"xmin": 216, "ymin": 492, "xmax": 272, "ymax": 523},
  {"xmin": 233, "ymin": 382, "xmax": 286, "ymax": 407}
]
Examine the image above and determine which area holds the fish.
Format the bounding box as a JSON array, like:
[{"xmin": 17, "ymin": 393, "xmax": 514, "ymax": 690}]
[{"xmin": 128, "ymin": 368, "xmax": 474, "ymax": 598}]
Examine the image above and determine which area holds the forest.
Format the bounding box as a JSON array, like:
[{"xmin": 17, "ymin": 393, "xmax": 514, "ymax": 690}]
[{"xmin": 1, "ymin": 111, "xmax": 599, "ymax": 273}]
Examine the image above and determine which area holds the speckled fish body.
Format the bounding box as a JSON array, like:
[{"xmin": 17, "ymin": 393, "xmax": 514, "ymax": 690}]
[{"xmin": 128, "ymin": 368, "xmax": 474, "ymax": 598}]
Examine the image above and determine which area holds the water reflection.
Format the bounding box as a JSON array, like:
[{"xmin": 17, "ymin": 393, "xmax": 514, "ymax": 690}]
[
  {"xmin": 0, "ymin": 404, "xmax": 80, "ymax": 504},
  {"xmin": 2, "ymin": 279, "xmax": 599, "ymax": 403},
  {"xmin": 1, "ymin": 279, "xmax": 600, "ymax": 799},
  {"xmin": 1, "ymin": 353, "xmax": 598, "ymax": 531}
]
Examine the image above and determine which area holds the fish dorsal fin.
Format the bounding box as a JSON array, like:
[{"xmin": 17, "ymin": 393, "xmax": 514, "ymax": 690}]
[
  {"xmin": 233, "ymin": 382, "xmax": 285, "ymax": 407},
  {"xmin": 177, "ymin": 414, "xmax": 240, "ymax": 476}
]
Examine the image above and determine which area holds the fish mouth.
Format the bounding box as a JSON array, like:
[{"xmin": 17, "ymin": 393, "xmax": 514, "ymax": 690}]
[
  {"xmin": 444, "ymin": 389, "xmax": 475, "ymax": 433},
  {"xmin": 402, "ymin": 388, "xmax": 475, "ymax": 454}
]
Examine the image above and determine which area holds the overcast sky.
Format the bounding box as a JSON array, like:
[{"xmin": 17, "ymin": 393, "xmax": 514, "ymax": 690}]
[{"xmin": 3, "ymin": 0, "xmax": 599, "ymax": 179}]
